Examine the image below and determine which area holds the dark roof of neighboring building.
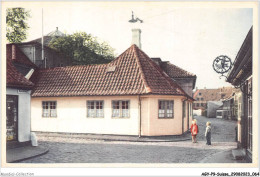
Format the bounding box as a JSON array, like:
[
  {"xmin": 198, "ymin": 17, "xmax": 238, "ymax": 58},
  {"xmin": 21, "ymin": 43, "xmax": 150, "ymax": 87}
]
[
  {"xmin": 161, "ymin": 62, "xmax": 196, "ymax": 78},
  {"xmin": 193, "ymin": 87, "xmax": 235, "ymax": 101},
  {"xmin": 6, "ymin": 44, "xmax": 37, "ymax": 68},
  {"xmin": 26, "ymin": 27, "xmax": 65, "ymax": 46},
  {"xmin": 27, "ymin": 36, "xmax": 54, "ymax": 46},
  {"xmin": 151, "ymin": 58, "xmax": 196, "ymax": 78},
  {"xmin": 31, "ymin": 45, "xmax": 190, "ymax": 98},
  {"xmin": 47, "ymin": 27, "xmax": 65, "ymax": 37},
  {"xmin": 7, "ymin": 59, "xmax": 34, "ymax": 88},
  {"xmin": 227, "ymin": 26, "xmax": 252, "ymax": 86}
]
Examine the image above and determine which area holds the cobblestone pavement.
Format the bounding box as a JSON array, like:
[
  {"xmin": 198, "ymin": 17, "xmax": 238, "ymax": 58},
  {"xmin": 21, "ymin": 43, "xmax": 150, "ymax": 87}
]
[
  {"xmin": 194, "ymin": 116, "xmax": 237, "ymax": 142},
  {"xmin": 19, "ymin": 116, "xmax": 237, "ymax": 163}
]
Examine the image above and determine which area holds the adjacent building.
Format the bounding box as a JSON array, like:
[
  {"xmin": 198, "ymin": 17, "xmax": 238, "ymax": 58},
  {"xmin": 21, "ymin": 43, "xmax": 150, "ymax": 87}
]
[
  {"xmin": 193, "ymin": 87, "xmax": 235, "ymax": 116},
  {"xmin": 30, "ymin": 45, "xmax": 195, "ymax": 136},
  {"xmin": 6, "ymin": 44, "xmax": 35, "ymax": 148},
  {"xmin": 151, "ymin": 58, "xmax": 196, "ymax": 98},
  {"xmin": 16, "ymin": 27, "xmax": 69, "ymax": 68},
  {"xmin": 226, "ymin": 27, "xmax": 252, "ymax": 161}
]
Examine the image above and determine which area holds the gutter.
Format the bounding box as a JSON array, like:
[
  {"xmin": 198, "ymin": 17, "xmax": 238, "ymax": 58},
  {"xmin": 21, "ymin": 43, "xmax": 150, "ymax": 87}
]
[
  {"xmin": 138, "ymin": 95, "xmax": 142, "ymax": 138},
  {"xmin": 182, "ymin": 97, "xmax": 189, "ymax": 134}
]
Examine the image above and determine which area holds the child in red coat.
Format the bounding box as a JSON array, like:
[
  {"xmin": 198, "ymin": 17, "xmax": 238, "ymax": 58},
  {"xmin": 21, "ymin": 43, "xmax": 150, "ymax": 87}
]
[{"xmin": 190, "ymin": 119, "xmax": 199, "ymax": 143}]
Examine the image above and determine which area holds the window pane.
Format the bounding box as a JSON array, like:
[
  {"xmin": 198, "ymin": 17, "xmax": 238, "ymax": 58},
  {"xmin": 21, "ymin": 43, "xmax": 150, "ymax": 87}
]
[
  {"xmin": 43, "ymin": 109, "xmax": 49, "ymax": 117},
  {"xmin": 159, "ymin": 100, "xmax": 174, "ymax": 118},
  {"xmin": 50, "ymin": 109, "xmax": 57, "ymax": 117},
  {"xmin": 42, "ymin": 102, "xmax": 48, "ymax": 117},
  {"xmin": 166, "ymin": 101, "xmax": 173, "ymax": 118},
  {"xmin": 159, "ymin": 101, "xmax": 165, "ymax": 118},
  {"xmin": 113, "ymin": 101, "xmax": 120, "ymax": 109},
  {"xmin": 122, "ymin": 109, "xmax": 129, "ymax": 117},
  {"xmin": 88, "ymin": 109, "xmax": 95, "ymax": 117},
  {"xmin": 96, "ymin": 109, "xmax": 104, "ymax": 117},
  {"xmin": 99, "ymin": 101, "xmax": 103, "ymax": 109},
  {"xmin": 42, "ymin": 101, "xmax": 57, "ymax": 117},
  {"xmin": 112, "ymin": 109, "xmax": 120, "ymax": 117},
  {"xmin": 159, "ymin": 109, "xmax": 165, "ymax": 118},
  {"xmin": 87, "ymin": 101, "xmax": 96, "ymax": 117},
  {"xmin": 96, "ymin": 101, "xmax": 100, "ymax": 109},
  {"xmin": 121, "ymin": 101, "xmax": 129, "ymax": 117},
  {"xmin": 112, "ymin": 101, "xmax": 120, "ymax": 117}
]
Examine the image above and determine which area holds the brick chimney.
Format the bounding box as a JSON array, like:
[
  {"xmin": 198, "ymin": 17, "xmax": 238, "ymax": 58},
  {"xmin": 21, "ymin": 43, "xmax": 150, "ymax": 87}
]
[
  {"xmin": 12, "ymin": 45, "xmax": 16, "ymax": 60},
  {"xmin": 132, "ymin": 29, "xmax": 141, "ymax": 49}
]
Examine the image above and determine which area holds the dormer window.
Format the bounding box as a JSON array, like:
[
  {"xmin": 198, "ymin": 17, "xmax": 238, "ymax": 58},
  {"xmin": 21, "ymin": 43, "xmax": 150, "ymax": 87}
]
[{"xmin": 106, "ymin": 65, "xmax": 116, "ymax": 73}]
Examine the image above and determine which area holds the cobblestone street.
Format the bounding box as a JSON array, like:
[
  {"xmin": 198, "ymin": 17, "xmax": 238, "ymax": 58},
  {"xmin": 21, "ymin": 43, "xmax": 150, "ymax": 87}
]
[{"xmin": 19, "ymin": 116, "xmax": 237, "ymax": 163}]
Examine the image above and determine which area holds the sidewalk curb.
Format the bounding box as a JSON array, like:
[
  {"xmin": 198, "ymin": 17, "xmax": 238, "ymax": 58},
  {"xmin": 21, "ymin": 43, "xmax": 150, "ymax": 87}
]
[
  {"xmin": 8, "ymin": 147, "xmax": 49, "ymax": 163},
  {"xmin": 35, "ymin": 132, "xmax": 192, "ymax": 143},
  {"xmin": 101, "ymin": 137, "xmax": 192, "ymax": 142}
]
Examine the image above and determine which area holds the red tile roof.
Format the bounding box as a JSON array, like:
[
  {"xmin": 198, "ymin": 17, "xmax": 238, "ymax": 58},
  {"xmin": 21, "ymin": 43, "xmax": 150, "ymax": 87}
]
[
  {"xmin": 31, "ymin": 45, "xmax": 190, "ymax": 98},
  {"xmin": 193, "ymin": 87, "xmax": 235, "ymax": 101},
  {"xmin": 161, "ymin": 62, "xmax": 195, "ymax": 78},
  {"xmin": 6, "ymin": 59, "xmax": 34, "ymax": 88}
]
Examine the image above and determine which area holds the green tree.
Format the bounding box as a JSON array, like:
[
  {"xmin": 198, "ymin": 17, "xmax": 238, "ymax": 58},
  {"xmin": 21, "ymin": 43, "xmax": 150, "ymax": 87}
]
[
  {"xmin": 6, "ymin": 8, "xmax": 30, "ymax": 43},
  {"xmin": 48, "ymin": 32, "xmax": 115, "ymax": 65}
]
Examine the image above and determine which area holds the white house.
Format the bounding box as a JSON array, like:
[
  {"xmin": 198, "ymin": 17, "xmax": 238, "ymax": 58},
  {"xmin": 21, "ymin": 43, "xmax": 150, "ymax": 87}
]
[{"xmin": 30, "ymin": 45, "xmax": 196, "ymax": 136}]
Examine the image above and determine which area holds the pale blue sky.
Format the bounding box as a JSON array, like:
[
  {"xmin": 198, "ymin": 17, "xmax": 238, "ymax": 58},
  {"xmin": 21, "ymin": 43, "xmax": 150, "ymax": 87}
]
[{"xmin": 21, "ymin": 2, "xmax": 253, "ymax": 89}]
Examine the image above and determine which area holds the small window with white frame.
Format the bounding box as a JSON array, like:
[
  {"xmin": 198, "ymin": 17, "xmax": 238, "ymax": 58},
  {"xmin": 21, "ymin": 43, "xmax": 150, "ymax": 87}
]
[
  {"xmin": 112, "ymin": 100, "xmax": 130, "ymax": 118},
  {"xmin": 42, "ymin": 101, "xmax": 57, "ymax": 118},
  {"xmin": 87, "ymin": 100, "xmax": 104, "ymax": 118},
  {"xmin": 158, "ymin": 100, "xmax": 174, "ymax": 118}
]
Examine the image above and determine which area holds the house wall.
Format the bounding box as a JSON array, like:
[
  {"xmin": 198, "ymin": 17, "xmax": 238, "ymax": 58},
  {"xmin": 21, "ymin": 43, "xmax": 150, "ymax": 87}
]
[
  {"xmin": 19, "ymin": 44, "xmax": 36, "ymax": 63},
  {"xmin": 207, "ymin": 101, "xmax": 223, "ymax": 118},
  {"xmin": 31, "ymin": 95, "xmax": 193, "ymax": 136},
  {"xmin": 7, "ymin": 88, "xmax": 31, "ymax": 142},
  {"xmin": 31, "ymin": 96, "xmax": 140, "ymax": 135},
  {"xmin": 18, "ymin": 44, "xmax": 67, "ymax": 68},
  {"xmin": 174, "ymin": 78, "xmax": 194, "ymax": 97},
  {"xmin": 141, "ymin": 95, "xmax": 190, "ymax": 136}
]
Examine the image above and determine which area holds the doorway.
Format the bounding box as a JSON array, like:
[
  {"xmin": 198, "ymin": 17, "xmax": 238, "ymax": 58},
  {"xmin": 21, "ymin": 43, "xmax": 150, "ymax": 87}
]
[{"xmin": 6, "ymin": 95, "xmax": 18, "ymax": 141}]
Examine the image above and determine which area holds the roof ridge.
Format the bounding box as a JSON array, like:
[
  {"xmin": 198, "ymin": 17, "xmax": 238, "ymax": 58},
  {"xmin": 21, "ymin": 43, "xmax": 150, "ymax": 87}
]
[
  {"xmin": 133, "ymin": 45, "xmax": 189, "ymax": 97},
  {"xmin": 132, "ymin": 45, "xmax": 151, "ymax": 93},
  {"xmin": 167, "ymin": 62, "xmax": 195, "ymax": 77},
  {"xmin": 149, "ymin": 56, "xmax": 188, "ymax": 97},
  {"xmin": 38, "ymin": 62, "xmax": 108, "ymax": 71},
  {"xmin": 7, "ymin": 60, "xmax": 34, "ymax": 88}
]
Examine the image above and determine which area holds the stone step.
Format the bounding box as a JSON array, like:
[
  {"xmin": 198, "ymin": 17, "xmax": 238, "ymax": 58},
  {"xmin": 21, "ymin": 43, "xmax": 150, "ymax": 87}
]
[{"xmin": 232, "ymin": 149, "xmax": 246, "ymax": 160}]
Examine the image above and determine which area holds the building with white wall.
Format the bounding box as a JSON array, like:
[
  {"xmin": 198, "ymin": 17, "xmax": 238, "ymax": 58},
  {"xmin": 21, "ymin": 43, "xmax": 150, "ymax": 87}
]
[{"xmin": 30, "ymin": 45, "xmax": 195, "ymax": 136}]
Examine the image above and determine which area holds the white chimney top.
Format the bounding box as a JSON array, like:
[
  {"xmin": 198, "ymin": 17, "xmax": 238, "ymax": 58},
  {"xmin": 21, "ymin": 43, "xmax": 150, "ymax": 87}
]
[{"xmin": 131, "ymin": 29, "xmax": 141, "ymax": 49}]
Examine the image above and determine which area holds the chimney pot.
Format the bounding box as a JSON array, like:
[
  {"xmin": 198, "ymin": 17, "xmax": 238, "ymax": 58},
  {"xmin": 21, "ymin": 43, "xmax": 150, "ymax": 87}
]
[
  {"xmin": 131, "ymin": 29, "xmax": 141, "ymax": 49},
  {"xmin": 12, "ymin": 45, "xmax": 16, "ymax": 60}
]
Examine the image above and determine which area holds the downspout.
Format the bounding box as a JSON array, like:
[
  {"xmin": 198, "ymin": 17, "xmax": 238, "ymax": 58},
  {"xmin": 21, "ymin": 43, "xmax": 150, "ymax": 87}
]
[
  {"xmin": 138, "ymin": 95, "xmax": 142, "ymax": 138},
  {"xmin": 182, "ymin": 97, "xmax": 189, "ymax": 134}
]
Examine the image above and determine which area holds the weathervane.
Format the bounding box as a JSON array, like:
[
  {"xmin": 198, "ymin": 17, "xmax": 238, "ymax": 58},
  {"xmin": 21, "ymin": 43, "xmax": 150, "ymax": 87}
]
[
  {"xmin": 128, "ymin": 11, "xmax": 143, "ymax": 23},
  {"xmin": 212, "ymin": 55, "xmax": 233, "ymax": 79}
]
